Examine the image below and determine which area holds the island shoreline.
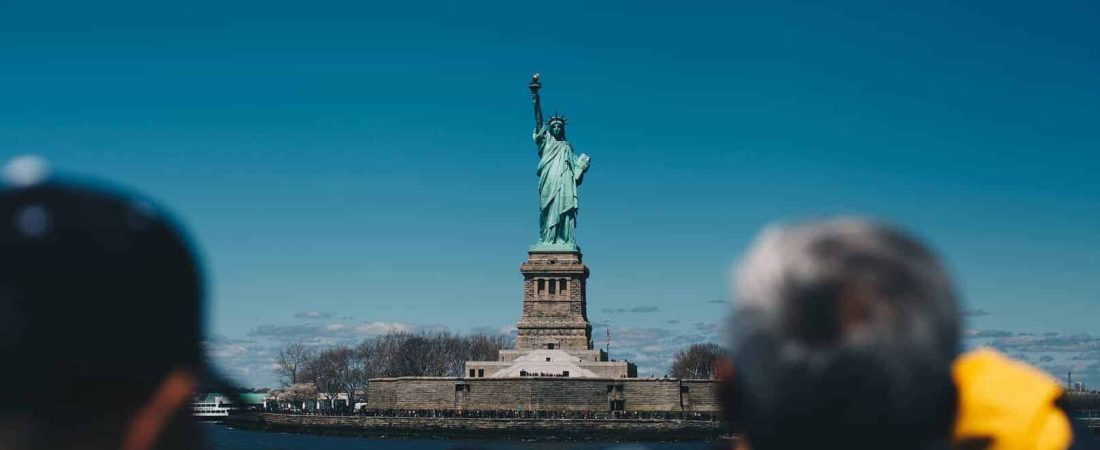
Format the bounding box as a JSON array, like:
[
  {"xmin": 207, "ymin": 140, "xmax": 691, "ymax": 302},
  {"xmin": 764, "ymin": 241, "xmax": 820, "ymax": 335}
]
[{"xmin": 226, "ymin": 413, "xmax": 733, "ymax": 442}]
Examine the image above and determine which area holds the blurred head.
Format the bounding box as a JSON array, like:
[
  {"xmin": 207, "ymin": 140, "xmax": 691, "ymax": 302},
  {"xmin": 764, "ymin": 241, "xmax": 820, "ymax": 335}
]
[
  {"xmin": 723, "ymin": 218, "xmax": 960, "ymax": 450},
  {"xmin": 0, "ymin": 174, "xmax": 207, "ymax": 450}
]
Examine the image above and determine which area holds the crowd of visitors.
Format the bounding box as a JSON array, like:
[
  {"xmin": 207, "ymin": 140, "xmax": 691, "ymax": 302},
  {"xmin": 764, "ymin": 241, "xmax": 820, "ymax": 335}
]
[{"xmin": 261, "ymin": 406, "xmax": 720, "ymax": 421}]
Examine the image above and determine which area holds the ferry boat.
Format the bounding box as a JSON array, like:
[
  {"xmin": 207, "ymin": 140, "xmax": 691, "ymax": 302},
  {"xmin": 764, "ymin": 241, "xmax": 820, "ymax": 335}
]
[
  {"xmin": 1065, "ymin": 390, "xmax": 1100, "ymax": 431},
  {"xmin": 192, "ymin": 394, "xmax": 236, "ymax": 420}
]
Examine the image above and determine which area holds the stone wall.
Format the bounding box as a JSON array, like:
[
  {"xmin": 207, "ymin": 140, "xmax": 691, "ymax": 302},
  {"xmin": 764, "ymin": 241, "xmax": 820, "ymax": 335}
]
[
  {"xmin": 231, "ymin": 413, "xmax": 728, "ymax": 441},
  {"xmin": 366, "ymin": 377, "xmax": 719, "ymax": 413},
  {"xmin": 516, "ymin": 251, "xmax": 592, "ymax": 351},
  {"xmin": 622, "ymin": 379, "xmax": 683, "ymax": 412},
  {"xmin": 365, "ymin": 377, "xmax": 459, "ymax": 410},
  {"xmin": 682, "ymin": 380, "xmax": 722, "ymax": 412}
]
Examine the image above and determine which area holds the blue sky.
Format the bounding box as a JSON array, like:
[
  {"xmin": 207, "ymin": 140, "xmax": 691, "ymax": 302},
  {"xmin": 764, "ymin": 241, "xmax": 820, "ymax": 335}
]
[{"xmin": 1, "ymin": 0, "xmax": 1097, "ymax": 387}]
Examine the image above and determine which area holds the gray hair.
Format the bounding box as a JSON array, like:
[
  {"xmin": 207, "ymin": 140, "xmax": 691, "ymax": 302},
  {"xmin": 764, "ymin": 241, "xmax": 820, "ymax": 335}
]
[{"xmin": 728, "ymin": 218, "xmax": 960, "ymax": 448}]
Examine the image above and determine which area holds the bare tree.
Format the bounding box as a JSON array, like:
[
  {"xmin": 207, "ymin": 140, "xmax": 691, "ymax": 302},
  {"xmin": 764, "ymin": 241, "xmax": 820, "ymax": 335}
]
[
  {"xmin": 669, "ymin": 343, "xmax": 726, "ymax": 379},
  {"xmin": 351, "ymin": 330, "xmax": 511, "ymax": 378},
  {"xmin": 275, "ymin": 330, "xmax": 513, "ymax": 405},
  {"xmin": 344, "ymin": 346, "xmax": 369, "ymax": 405},
  {"xmin": 395, "ymin": 334, "xmax": 435, "ymax": 376},
  {"xmin": 434, "ymin": 331, "xmax": 466, "ymax": 376},
  {"xmin": 276, "ymin": 342, "xmax": 314, "ymax": 386},
  {"xmin": 356, "ymin": 332, "xmax": 396, "ymax": 376},
  {"xmin": 329, "ymin": 345, "xmax": 366, "ymax": 406},
  {"xmin": 308, "ymin": 345, "xmax": 360, "ymax": 409},
  {"xmin": 467, "ymin": 333, "xmax": 512, "ymax": 361}
]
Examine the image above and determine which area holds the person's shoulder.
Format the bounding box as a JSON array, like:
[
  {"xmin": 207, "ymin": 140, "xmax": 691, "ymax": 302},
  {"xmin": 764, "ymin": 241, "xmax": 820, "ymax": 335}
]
[
  {"xmin": 955, "ymin": 348, "xmax": 1060, "ymax": 394},
  {"xmin": 954, "ymin": 348, "xmax": 1074, "ymax": 450}
]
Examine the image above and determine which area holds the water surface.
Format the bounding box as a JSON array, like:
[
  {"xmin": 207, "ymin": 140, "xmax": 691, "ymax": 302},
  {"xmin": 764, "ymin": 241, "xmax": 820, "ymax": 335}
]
[{"xmin": 202, "ymin": 422, "xmax": 718, "ymax": 450}]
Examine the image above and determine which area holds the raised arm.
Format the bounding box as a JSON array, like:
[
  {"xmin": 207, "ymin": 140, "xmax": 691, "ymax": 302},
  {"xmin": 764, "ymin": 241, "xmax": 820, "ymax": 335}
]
[
  {"xmin": 530, "ymin": 74, "xmax": 543, "ymax": 129},
  {"xmin": 533, "ymin": 94, "xmax": 544, "ymax": 129}
]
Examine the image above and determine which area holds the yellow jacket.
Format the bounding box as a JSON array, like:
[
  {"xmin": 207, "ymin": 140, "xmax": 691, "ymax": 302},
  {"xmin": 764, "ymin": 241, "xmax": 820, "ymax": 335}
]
[{"xmin": 953, "ymin": 349, "xmax": 1074, "ymax": 450}]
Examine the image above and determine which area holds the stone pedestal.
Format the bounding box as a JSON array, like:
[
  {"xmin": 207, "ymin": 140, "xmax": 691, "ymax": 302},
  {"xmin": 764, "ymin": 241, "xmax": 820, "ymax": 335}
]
[
  {"xmin": 515, "ymin": 250, "xmax": 592, "ymax": 351},
  {"xmin": 463, "ymin": 249, "xmax": 636, "ymax": 379}
]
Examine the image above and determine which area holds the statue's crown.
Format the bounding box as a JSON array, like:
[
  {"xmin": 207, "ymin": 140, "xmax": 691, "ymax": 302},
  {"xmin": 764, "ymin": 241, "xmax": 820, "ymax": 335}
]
[{"xmin": 548, "ymin": 113, "xmax": 568, "ymax": 125}]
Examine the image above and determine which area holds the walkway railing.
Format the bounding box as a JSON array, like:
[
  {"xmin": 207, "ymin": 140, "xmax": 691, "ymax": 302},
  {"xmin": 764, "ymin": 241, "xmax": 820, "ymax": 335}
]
[{"xmin": 254, "ymin": 407, "xmax": 721, "ymax": 422}]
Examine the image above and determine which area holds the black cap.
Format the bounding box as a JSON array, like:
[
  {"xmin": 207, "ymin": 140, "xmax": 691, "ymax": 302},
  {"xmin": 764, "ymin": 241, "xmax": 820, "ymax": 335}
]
[{"xmin": 0, "ymin": 174, "xmax": 236, "ymax": 439}]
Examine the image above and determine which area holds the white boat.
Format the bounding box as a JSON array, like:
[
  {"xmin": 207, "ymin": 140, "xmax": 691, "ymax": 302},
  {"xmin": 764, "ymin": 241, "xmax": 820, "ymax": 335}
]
[{"xmin": 192, "ymin": 394, "xmax": 236, "ymax": 420}]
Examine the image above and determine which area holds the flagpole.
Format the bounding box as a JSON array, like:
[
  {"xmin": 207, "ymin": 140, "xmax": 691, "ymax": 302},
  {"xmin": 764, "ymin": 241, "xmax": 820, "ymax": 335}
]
[{"xmin": 605, "ymin": 328, "xmax": 611, "ymax": 354}]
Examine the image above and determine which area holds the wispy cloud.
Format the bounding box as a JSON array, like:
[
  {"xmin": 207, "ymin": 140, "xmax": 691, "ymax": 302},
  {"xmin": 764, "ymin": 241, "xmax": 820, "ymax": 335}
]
[
  {"xmin": 203, "ymin": 337, "xmax": 281, "ymax": 388},
  {"xmin": 212, "ymin": 321, "xmax": 422, "ymax": 388},
  {"xmin": 600, "ymin": 306, "xmax": 660, "ymax": 314},
  {"xmin": 605, "ymin": 322, "xmax": 723, "ymax": 376},
  {"xmin": 217, "ymin": 314, "xmax": 1100, "ymax": 389},
  {"xmin": 964, "ymin": 329, "xmax": 1014, "ymax": 338},
  {"xmin": 470, "ymin": 325, "xmax": 518, "ymax": 337},
  {"xmin": 961, "ymin": 307, "xmax": 990, "ymax": 317},
  {"xmin": 967, "ymin": 331, "xmax": 1100, "ymax": 386},
  {"xmin": 293, "ymin": 311, "xmax": 333, "ymax": 319},
  {"xmin": 211, "ymin": 322, "xmax": 514, "ymax": 388},
  {"xmin": 1071, "ymin": 352, "xmax": 1100, "ymax": 361},
  {"xmin": 246, "ymin": 320, "xmax": 416, "ymax": 344},
  {"xmin": 989, "ymin": 333, "xmax": 1100, "ymax": 353}
]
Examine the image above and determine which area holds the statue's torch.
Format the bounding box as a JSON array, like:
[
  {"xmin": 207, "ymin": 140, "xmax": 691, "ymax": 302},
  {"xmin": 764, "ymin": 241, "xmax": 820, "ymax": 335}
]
[{"xmin": 529, "ymin": 73, "xmax": 541, "ymax": 99}]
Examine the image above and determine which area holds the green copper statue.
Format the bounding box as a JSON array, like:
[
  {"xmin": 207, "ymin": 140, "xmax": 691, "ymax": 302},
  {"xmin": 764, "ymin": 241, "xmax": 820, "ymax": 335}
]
[{"xmin": 529, "ymin": 74, "xmax": 590, "ymax": 251}]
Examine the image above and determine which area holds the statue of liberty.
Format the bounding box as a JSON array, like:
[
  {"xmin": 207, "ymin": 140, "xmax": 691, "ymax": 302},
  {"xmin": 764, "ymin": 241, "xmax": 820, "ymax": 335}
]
[{"xmin": 529, "ymin": 74, "xmax": 590, "ymax": 251}]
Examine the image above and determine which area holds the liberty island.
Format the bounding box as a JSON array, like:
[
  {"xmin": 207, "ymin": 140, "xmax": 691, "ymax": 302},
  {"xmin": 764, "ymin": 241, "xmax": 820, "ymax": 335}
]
[{"xmin": 225, "ymin": 75, "xmax": 725, "ymax": 441}]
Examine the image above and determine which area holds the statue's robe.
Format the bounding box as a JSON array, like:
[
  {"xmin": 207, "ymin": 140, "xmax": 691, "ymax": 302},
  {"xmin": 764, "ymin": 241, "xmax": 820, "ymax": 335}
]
[{"xmin": 534, "ymin": 125, "xmax": 589, "ymax": 244}]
